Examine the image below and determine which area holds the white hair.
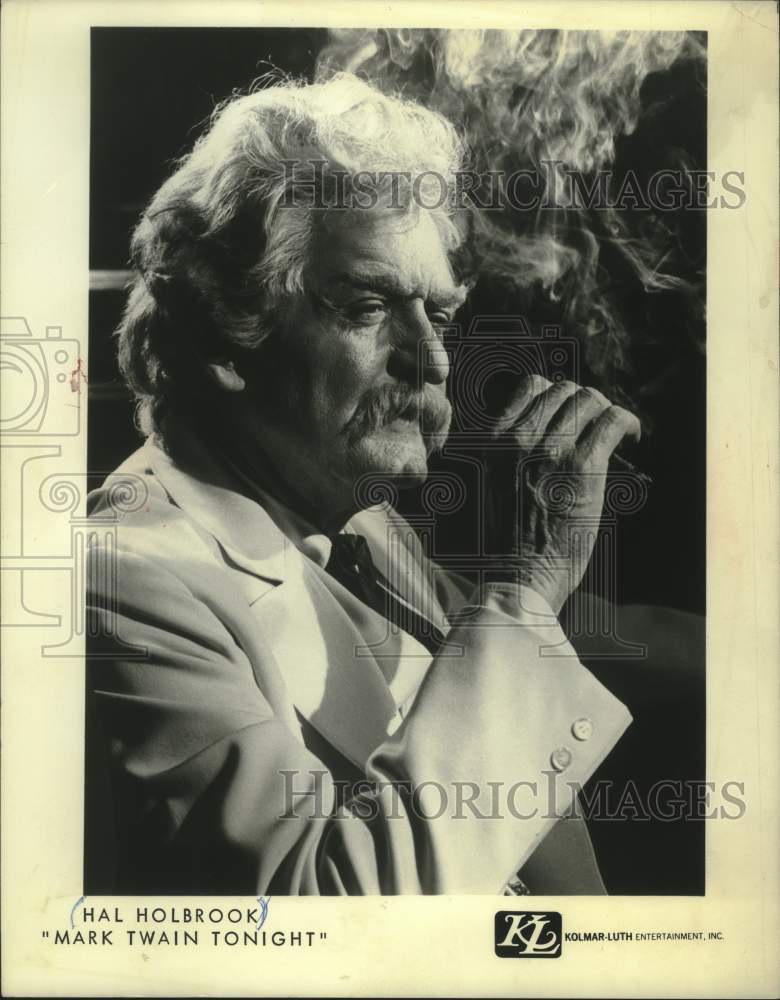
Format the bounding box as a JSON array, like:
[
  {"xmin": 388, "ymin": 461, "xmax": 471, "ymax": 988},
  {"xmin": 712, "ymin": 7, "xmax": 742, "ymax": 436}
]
[{"xmin": 116, "ymin": 73, "xmax": 466, "ymax": 435}]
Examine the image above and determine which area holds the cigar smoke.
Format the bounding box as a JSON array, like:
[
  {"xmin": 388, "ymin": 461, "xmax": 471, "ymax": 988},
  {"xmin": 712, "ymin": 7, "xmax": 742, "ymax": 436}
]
[{"xmin": 316, "ymin": 30, "xmax": 706, "ymax": 406}]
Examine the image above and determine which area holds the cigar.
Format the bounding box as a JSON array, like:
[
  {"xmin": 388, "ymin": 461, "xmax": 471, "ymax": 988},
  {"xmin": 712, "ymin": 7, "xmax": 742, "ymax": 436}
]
[{"xmin": 610, "ymin": 453, "xmax": 652, "ymax": 486}]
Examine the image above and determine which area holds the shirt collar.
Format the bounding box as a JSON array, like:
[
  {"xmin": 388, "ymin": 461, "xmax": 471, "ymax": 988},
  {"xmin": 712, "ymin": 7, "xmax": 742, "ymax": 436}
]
[{"xmin": 137, "ymin": 431, "xmax": 449, "ymax": 632}]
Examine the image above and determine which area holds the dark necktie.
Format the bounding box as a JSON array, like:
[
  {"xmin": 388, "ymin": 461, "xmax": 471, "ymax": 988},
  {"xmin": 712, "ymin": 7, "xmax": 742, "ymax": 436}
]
[{"xmin": 325, "ymin": 533, "xmax": 445, "ymax": 656}]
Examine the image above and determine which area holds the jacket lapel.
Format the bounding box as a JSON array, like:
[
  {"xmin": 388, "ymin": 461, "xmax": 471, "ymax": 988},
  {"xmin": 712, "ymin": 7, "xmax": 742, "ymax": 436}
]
[{"xmin": 140, "ymin": 437, "xmax": 437, "ymax": 770}]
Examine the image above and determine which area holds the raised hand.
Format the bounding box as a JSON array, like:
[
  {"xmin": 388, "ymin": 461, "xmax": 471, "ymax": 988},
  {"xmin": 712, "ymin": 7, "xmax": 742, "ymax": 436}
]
[{"xmin": 484, "ymin": 375, "xmax": 641, "ymax": 615}]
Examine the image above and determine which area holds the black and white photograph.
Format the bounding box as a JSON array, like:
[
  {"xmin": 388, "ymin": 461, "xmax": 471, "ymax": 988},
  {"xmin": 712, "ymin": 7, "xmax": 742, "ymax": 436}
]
[
  {"xmin": 1, "ymin": 2, "xmax": 777, "ymax": 997},
  {"xmin": 85, "ymin": 25, "xmax": 709, "ymax": 897}
]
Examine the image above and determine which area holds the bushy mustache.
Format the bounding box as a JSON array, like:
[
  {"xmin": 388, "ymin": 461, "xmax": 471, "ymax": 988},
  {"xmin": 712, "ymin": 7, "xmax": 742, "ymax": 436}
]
[{"xmin": 344, "ymin": 383, "xmax": 452, "ymax": 447}]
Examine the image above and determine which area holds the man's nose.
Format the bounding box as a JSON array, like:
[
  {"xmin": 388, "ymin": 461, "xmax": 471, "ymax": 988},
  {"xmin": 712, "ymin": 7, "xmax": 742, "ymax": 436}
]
[
  {"xmin": 420, "ymin": 335, "xmax": 450, "ymax": 386},
  {"xmin": 390, "ymin": 304, "xmax": 450, "ymax": 386}
]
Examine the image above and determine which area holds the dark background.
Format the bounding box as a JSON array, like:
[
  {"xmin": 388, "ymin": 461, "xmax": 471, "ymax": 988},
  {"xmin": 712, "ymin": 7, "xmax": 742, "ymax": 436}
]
[{"xmin": 89, "ymin": 28, "xmax": 706, "ymax": 894}]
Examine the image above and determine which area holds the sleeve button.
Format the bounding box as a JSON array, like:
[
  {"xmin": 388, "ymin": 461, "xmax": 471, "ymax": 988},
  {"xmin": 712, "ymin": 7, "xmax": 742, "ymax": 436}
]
[
  {"xmin": 571, "ymin": 718, "xmax": 593, "ymax": 741},
  {"xmin": 550, "ymin": 746, "xmax": 573, "ymax": 772}
]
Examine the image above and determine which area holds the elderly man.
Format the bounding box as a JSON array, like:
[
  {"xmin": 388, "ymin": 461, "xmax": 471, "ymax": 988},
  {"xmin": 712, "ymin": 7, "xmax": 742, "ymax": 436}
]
[{"xmin": 86, "ymin": 73, "xmax": 639, "ymax": 895}]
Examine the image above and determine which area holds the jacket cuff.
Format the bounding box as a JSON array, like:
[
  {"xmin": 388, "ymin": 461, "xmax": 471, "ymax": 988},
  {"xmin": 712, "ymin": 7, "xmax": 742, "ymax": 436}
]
[{"xmin": 373, "ymin": 594, "xmax": 633, "ymax": 892}]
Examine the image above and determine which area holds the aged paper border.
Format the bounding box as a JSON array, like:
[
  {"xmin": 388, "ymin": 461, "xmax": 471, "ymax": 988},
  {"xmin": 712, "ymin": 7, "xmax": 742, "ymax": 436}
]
[{"xmin": 2, "ymin": 1, "xmax": 778, "ymax": 995}]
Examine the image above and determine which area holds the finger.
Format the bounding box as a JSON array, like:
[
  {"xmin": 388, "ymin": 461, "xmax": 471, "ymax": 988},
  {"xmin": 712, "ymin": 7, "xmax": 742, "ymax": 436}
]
[
  {"xmin": 510, "ymin": 379, "xmax": 579, "ymax": 449},
  {"xmin": 578, "ymin": 405, "xmax": 642, "ymax": 465},
  {"xmin": 494, "ymin": 374, "xmax": 551, "ymax": 434},
  {"xmin": 542, "ymin": 386, "xmax": 611, "ymax": 450}
]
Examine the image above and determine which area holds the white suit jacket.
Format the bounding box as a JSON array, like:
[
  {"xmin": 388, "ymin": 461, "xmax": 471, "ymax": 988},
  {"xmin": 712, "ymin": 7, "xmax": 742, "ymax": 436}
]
[{"xmin": 85, "ymin": 435, "xmax": 632, "ymax": 895}]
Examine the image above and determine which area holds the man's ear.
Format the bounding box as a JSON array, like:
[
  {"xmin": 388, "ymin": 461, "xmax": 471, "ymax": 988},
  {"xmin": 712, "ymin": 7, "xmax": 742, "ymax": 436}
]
[{"xmin": 206, "ymin": 360, "xmax": 246, "ymax": 393}]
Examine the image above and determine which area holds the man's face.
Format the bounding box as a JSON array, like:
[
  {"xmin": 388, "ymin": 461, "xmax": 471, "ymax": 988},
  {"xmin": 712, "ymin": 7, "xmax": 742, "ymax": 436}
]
[{"xmin": 248, "ymin": 207, "xmax": 466, "ymax": 495}]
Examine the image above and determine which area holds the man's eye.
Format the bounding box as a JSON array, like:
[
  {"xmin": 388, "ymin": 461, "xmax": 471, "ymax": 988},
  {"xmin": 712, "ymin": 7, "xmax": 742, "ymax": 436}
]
[
  {"xmin": 426, "ymin": 308, "xmax": 455, "ymax": 329},
  {"xmin": 348, "ymin": 302, "xmax": 387, "ymax": 323}
]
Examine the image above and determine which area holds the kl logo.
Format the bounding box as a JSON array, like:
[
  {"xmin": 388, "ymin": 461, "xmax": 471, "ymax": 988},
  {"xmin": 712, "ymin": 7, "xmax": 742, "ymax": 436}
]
[{"xmin": 494, "ymin": 911, "xmax": 562, "ymax": 958}]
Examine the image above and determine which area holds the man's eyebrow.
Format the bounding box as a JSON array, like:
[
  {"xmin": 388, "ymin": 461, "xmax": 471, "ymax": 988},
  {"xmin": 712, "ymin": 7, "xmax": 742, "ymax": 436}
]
[{"xmin": 332, "ymin": 270, "xmax": 469, "ymax": 308}]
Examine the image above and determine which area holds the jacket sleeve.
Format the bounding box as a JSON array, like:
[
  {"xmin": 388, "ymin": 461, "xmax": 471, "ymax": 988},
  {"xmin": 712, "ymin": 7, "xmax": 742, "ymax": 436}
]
[{"xmin": 87, "ymin": 544, "xmax": 631, "ymax": 895}]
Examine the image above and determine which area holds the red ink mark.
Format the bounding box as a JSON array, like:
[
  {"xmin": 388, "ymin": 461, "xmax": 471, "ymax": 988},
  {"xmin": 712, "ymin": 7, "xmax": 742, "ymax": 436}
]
[{"xmin": 70, "ymin": 358, "xmax": 88, "ymax": 393}]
